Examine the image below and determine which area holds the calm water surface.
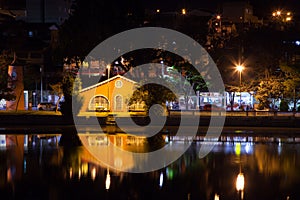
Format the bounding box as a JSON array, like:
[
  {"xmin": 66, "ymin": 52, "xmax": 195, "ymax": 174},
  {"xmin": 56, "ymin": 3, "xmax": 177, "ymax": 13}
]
[{"xmin": 1, "ymin": 133, "xmax": 300, "ymax": 200}]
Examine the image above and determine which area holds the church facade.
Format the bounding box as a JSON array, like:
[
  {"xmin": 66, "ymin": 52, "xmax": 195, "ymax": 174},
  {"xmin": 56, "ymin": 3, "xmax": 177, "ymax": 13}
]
[{"xmin": 79, "ymin": 75, "xmax": 139, "ymax": 113}]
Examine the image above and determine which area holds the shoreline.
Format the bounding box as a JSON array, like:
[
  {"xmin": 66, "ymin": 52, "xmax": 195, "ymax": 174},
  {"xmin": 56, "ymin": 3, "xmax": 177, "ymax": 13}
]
[
  {"xmin": 0, "ymin": 114, "xmax": 300, "ymax": 136},
  {"xmin": 1, "ymin": 114, "xmax": 300, "ymax": 126}
]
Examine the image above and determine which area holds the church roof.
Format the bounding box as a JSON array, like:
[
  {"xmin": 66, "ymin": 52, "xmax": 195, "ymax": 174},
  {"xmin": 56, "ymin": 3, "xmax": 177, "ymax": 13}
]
[{"xmin": 80, "ymin": 75, "xmax": 137, "ymax": 93}]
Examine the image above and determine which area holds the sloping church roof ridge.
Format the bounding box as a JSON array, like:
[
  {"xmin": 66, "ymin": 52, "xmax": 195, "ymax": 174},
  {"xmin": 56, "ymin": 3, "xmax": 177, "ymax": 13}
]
[{"xmin": 80, "ymin": 75, "xmax": 137, "ymax": 92}]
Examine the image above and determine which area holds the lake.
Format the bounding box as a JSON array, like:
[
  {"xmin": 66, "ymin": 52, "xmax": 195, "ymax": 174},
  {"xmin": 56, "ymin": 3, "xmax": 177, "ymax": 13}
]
[{"xmin": 0, "ymin": 131, "xmax": 300, "ymax": 200}]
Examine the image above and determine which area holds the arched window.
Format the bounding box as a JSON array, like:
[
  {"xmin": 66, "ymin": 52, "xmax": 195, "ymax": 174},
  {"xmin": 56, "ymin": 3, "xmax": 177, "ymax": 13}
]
[
  {"xmin": 115, "ymin": 95, "xmax": 123, "ymax": 111},
  {"xmin": 89, "ymin": 95, "xmax": 109, "ymax": 111}
]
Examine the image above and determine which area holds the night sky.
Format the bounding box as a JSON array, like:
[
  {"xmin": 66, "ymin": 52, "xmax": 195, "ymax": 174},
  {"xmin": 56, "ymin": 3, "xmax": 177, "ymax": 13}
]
[
  {"xmin": 1, "ymin": 0, "xmax": 300, "ymax": 18},
  {"xmin": 143, "ymin": 0, "xmax": 300, "ymax": 17}
]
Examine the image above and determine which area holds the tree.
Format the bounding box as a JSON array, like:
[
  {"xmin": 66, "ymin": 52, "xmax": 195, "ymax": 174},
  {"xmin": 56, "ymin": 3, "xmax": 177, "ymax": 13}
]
[
  {"xmin": 129, "ymin": 82, "xmax": 177, "ymax": 115},
  {"xmin": 165, "ymin": 62, "xmax": 207, "ymax": 110},
  {"xmin": 50, "ymin": 82, "xmax": 63, "ymax": 112},
  {"xmin": 60, "ymin": 72, "xmax": 84, "ymax": 117},
  {"xmin": 280, "ymin": 63, "xmax": 300, "ymax": 111},
  {"xmin": 254, "ymin": 75, "xmax": 285, "ymax": 110}
]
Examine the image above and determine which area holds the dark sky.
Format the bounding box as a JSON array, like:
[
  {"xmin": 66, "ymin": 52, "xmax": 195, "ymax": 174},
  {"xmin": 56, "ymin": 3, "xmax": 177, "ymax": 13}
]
[
  {"xmin": 1, "ymin": 0, "xmax": 300, "ymax": 18},
  {"xmin": 0, "ymin": 0, "xmax": 25, "ymax": 9},
  {"xmin": 143, "ymin": 0, "xmax": 300, "ymax": 17}
]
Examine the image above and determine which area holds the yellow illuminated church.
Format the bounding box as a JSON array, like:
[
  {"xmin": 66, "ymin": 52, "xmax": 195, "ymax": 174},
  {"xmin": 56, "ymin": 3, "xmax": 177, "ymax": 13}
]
[{"xmin": 79, "ymin": 75, "xmax": 144, "ymax": 113}]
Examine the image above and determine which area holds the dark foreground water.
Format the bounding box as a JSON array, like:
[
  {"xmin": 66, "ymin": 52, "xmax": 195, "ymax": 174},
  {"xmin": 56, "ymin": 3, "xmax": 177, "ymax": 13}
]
[{"xmin": 1, "ymin": 133, "xmax": 300, "ymax": 200}]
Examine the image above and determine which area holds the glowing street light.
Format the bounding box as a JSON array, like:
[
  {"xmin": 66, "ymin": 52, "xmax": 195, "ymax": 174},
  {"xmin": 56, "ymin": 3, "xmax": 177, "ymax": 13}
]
[
  {"xmin": 276, "ymin": 10, "xmax": 281, "ymax": 16},
  {"xmin": 216, "ymin": 15, "xmax": 222, "ymax": 30},
  {"xmin": 182, "ymin": 8, "xmax": 186, "ymax": 15},
  {"xmin": 286, "ymin": 17, "xmax": 292, "ymax": 21}
]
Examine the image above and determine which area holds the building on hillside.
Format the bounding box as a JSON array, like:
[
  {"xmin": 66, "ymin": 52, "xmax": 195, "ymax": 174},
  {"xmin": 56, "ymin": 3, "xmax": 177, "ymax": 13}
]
[
  {"xmin": 222, "ymin": 1, "xmax": 260, "ymax": 24},
  {"xmin": 79, "ymin": 75, "xmax": 143, "ymax": 113}
]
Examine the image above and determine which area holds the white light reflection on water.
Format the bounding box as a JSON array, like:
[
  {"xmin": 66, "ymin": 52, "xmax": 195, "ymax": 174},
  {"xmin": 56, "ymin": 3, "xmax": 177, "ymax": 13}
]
[{"xmin": 159, "ymin": 172, "xmax": 164, "ymax": 188}]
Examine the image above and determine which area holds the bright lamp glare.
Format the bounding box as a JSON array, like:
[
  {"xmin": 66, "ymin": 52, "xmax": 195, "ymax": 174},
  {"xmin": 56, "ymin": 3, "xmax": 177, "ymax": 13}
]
[
  {"xmin": 236, "ymin": 65, "xmax": 244, "ymax": 72},
  {"xmin": 236, "ymin": 173, "xmax": 245, "ymax": 191}
]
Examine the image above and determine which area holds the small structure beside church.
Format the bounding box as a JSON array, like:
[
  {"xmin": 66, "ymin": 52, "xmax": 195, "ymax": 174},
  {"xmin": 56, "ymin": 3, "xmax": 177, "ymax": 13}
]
[{"xmin": 79, "ymin": 75, "xmax": 141, "ymax": 113}]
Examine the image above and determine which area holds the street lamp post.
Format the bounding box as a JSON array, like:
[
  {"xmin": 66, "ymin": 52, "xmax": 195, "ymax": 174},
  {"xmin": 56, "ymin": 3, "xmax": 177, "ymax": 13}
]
[
  {"xmin": 107, "ymin": 64, "xmax": 111, "ymax": 111},
  {"xmin": 40, "ymin": 66, "xmax": 43, "ymax": 103},
  {"xmin": 216, "ymin": 15, "xmax": 222, "ymax": 32},
  {"xmin": 236, "ymin": 65, "xmax": 244, "ymax": 108}
]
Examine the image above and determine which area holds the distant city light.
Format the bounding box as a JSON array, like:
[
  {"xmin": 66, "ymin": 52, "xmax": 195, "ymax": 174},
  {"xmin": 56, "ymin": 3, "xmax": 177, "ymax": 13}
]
[
  {"xmin": 156, "ymin": 9, "xmax": 160, "ymax": 13},
  {"xmin": 182, "ymin": 8, "xmax": 186, "ymax": 15},
  {"xmin": 272, "ymin": 9, "xmax": 292, "ymax": 22},
  {"xmin": 296, "ymin": 41, "xmax": 300, "ymax": 46}
]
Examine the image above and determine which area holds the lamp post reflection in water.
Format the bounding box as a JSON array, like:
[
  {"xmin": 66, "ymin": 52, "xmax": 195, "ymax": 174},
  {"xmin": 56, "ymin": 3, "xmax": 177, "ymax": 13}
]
[
  {"xmin": 105, "ymin": 168, "xmax": 111, "ymax": 190},
  {"xmin": 91, "ymin": 167, "xmax": 96, "ymax": 181},
  {"xmin": 235, "ymin": 142, "xmax": 245, "ymax": 200},
  {"xmin": 214, "ymin": 193, "xmax": 220, "ymax": 200},
  {"xmin": 236, "ymin": 172, "xmax": 245, "ymax": 200},
  {"xmin": 159, "ymin": 172, "xmax": 163, "ymax": 188}
]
